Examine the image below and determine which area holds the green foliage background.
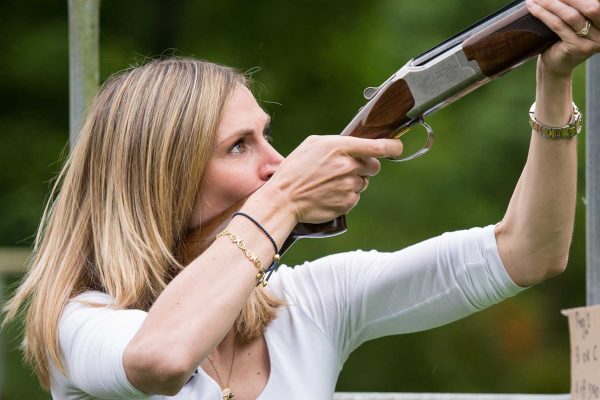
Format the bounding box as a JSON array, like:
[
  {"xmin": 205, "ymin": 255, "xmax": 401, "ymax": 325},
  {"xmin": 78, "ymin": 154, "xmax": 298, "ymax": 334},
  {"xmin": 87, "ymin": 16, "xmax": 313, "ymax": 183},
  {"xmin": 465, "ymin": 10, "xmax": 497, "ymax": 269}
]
[{"xmin": 1, "ymin": 0, "xmax": 588, "ymax": 397}]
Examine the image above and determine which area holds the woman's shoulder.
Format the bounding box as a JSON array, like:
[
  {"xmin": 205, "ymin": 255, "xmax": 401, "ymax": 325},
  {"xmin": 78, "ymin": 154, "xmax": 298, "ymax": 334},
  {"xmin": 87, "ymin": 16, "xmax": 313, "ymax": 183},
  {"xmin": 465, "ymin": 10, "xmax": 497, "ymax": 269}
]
[
  {"xmin": 60, "ymin": 290, "xmax": 143, "ymax": 331},
  {"xmin": 53, "ymin": 291, "xmax": 149, "ymax": 399},
  {"xmin": 64, "ymin": 290, "xmax": 115, "ymax": 313},
  {"xmin": 70, "ymin": 290, "xmax": 114, "ymax": 303}
]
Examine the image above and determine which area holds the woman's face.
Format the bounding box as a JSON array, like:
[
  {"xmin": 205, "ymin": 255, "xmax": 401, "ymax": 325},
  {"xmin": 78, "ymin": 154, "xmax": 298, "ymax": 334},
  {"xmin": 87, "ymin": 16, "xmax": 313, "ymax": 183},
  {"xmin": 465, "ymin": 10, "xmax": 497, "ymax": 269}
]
[{"xmin": 189, "ymin": 84, "xmax": 284, "ymax": 229}]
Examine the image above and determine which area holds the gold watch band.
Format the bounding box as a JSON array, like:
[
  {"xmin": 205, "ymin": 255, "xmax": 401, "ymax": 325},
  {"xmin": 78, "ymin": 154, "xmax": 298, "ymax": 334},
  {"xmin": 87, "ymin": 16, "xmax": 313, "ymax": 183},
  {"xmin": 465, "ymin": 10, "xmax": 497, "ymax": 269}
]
[{"xmin": 528, "ymin": 102, "xmax": 583, "ymax": 139}]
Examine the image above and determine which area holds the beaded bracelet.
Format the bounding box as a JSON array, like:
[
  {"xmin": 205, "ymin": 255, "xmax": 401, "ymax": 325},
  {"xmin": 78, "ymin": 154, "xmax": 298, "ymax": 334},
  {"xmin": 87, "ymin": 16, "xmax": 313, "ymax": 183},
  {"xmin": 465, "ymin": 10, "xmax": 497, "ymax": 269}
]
[
  {"xmin": 232, "ymin": 212, "xmax": 282, "ymax": 283},
  {"xmin": 216, "ymin": 230, "xmax": 267, "ymax": 286}
]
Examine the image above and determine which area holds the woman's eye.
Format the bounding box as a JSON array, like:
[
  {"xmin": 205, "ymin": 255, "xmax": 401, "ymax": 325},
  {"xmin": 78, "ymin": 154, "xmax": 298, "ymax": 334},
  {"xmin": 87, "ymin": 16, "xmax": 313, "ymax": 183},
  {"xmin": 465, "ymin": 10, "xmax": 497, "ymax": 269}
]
[
  {"xmin": 263, "ymin": 126, "xmax": 273, "ymax": 144},
  {"xmin": 230, "ymin": 139, "xmax": 245, "ymax": 154}
]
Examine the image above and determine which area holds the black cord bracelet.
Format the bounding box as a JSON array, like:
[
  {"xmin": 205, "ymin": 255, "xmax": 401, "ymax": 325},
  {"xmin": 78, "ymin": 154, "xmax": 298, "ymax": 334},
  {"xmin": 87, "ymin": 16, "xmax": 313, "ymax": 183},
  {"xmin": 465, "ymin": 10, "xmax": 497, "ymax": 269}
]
[{"xmin": 232, "ymin": 212, "xmax": 281, "ymax": 282}]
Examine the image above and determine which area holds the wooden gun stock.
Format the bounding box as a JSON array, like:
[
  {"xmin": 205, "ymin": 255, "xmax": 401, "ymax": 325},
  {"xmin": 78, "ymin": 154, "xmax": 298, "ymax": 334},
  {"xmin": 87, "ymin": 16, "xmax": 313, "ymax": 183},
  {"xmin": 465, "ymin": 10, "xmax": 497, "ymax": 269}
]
[{"xmin": 183, "ymin": 0, "xmax": 559, "ymax": 263}]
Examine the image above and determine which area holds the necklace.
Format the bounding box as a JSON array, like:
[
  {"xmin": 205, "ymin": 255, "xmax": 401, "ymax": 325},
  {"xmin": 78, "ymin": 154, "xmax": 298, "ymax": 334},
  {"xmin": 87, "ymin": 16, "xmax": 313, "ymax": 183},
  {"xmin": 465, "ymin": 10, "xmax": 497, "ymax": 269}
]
[{"xmin": 207, "ymin": 334, "xmax": 237, "ymax": 400}]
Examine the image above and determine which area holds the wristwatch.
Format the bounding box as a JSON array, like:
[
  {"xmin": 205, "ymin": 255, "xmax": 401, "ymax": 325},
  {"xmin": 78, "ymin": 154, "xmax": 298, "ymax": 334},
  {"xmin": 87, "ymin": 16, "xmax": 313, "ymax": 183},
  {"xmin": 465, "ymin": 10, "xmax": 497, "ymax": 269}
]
[{"xmin": 529, "ymin": 102, "xmax": 583, "ymax": 139}]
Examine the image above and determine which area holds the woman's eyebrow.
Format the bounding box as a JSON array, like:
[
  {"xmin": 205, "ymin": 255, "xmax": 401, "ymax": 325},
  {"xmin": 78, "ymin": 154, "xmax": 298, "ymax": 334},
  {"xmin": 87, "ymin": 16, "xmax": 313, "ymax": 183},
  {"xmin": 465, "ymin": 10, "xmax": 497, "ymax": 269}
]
[
  {"xmin": 218, "ymin": 129, "xmax": 252, "ymax": 148},
  {"xmin": 218, "ymin": 116, "xmax": 272, "ymax": 147}
]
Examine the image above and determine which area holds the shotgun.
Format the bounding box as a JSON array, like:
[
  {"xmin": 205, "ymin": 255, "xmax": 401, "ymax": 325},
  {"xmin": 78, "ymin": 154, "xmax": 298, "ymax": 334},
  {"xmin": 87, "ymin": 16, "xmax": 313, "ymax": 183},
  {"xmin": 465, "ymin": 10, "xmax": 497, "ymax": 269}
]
[{"xmin": 183, "ymin": 0, "xmax": 560, "ymax": 268}]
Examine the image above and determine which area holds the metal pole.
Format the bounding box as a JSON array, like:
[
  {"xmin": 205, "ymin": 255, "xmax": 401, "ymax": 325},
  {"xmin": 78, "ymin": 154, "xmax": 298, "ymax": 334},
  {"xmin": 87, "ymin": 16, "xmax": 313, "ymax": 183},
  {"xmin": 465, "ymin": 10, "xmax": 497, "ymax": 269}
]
[
  {"xmin": 68, "ymin": 0, "xmax": 100, "ymax": 150},
  {"xmin": 587, "ymin": 54, "xmax": 600, "ymax": 306}
]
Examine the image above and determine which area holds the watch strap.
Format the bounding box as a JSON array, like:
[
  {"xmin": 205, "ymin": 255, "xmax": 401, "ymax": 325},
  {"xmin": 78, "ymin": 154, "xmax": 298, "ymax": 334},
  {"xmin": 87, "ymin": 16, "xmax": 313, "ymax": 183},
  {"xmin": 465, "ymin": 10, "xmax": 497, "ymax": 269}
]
[{"xmin": 528, "ymin": 102, "xmax": 583, "ymax": 139}]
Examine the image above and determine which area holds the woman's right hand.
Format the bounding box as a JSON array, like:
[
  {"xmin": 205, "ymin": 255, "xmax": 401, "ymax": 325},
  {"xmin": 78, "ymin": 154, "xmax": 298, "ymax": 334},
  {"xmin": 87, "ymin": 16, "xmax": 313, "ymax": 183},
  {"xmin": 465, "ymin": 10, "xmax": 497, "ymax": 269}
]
[{"xmin": 258, "ymin": 135, "xmax": 403, "ymax": 224}]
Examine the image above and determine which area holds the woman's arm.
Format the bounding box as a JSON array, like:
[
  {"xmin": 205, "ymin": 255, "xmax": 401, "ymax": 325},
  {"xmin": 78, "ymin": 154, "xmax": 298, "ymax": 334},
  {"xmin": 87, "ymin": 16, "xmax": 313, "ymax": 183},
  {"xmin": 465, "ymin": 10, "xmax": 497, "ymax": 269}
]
[
  {"xmin": 123, "ymin": 191, "xmax": 297, "ymax": 395},
  {"xmin": 122, "ymin": 136, "xmax": 401, "ymax": 395},
  {"xmin": 494, "ymin": 61, "xmax": 577, "ymax": 286},
  {"xmin": 495, "ymin": 0, "xmax": 599, "ymax": 286}
]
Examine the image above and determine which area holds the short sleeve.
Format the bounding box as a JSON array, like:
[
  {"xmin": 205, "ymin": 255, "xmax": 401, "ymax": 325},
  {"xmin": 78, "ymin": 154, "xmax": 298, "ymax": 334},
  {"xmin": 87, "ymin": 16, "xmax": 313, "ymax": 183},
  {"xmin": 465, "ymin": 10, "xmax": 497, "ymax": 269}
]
[{"xmin": 56, "ymin": 291, "xmax": 151, "ymax": 399}]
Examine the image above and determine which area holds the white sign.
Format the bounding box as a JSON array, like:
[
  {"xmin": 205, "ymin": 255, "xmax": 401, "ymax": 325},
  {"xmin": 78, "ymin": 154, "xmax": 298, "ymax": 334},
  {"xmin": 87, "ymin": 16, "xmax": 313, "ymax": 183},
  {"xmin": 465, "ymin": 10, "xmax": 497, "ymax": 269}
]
[{"xmin": 562, "ymin": 304, "xmax": 600, "ymax": 399}]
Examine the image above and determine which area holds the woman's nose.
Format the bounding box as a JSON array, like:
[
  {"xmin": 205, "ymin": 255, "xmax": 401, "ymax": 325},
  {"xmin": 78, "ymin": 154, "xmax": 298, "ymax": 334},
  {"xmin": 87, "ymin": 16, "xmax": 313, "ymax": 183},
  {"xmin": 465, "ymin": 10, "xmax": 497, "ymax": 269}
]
[{"xmin": 259, "ymin": 145, "xmax": 284, "ymax": 181}]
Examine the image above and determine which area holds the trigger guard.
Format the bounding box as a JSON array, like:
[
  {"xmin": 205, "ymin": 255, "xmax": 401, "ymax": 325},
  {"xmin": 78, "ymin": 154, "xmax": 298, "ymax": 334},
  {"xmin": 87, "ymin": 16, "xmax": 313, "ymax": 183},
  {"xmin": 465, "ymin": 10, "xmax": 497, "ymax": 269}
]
[{"xmin": 385, "ymin": 119, "xmax": 435, "ymax": 162}]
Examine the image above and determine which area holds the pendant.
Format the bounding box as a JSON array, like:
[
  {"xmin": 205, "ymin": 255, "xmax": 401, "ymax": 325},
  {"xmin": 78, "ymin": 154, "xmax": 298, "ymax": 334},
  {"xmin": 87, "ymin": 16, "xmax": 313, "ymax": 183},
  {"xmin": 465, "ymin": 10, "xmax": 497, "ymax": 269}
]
[{"xmin": 222, "ymin": 388, "xmax": 235, "ymax": 400}]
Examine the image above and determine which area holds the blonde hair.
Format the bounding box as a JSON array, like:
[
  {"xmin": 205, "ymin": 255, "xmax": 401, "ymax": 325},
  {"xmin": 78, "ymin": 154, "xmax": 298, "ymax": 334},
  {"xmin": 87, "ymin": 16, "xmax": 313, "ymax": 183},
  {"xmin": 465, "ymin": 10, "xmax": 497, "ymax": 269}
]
[{"xmin": 2, "ymin": 58, "xmax": 285, "ymax": 390}]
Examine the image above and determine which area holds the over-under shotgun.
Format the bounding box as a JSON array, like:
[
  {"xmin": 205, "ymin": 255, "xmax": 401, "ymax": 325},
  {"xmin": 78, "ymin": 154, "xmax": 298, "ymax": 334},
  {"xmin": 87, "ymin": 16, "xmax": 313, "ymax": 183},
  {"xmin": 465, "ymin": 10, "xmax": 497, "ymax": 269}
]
[{"xmin": 344, "ymin": 0, "xmax": 558, "ymax": 142}]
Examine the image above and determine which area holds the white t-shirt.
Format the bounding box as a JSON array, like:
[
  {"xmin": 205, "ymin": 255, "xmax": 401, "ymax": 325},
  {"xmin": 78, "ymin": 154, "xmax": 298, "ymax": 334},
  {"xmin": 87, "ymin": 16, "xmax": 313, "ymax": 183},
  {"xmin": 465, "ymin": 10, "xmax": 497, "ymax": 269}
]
[{"xmin": 50, "ymin": 225, "xmax": 525, "ymax": 399}]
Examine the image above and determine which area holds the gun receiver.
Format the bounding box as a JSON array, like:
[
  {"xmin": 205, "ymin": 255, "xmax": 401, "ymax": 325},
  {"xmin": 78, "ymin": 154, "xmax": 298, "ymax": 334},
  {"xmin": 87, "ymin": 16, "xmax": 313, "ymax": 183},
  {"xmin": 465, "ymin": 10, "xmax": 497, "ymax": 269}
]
[{"xmin": 183, "ymin": 0, "xmax": 559, "ymax": 264}]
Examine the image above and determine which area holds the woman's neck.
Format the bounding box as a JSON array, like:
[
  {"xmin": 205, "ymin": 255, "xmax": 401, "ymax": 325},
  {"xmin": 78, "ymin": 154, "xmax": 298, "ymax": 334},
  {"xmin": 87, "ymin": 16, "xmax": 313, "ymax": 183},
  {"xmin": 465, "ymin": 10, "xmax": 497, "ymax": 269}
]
[{"xmin": 213, "ymin": 327, "xmax": 237, "ymax": 357}]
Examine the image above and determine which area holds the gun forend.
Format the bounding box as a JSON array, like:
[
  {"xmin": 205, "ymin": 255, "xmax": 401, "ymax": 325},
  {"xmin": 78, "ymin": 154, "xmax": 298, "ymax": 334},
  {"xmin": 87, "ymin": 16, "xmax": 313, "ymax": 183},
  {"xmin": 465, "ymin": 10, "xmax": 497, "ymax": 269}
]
[{"xmin": 340, "ymin": 0, "xmax": 559, "ymax": 141}]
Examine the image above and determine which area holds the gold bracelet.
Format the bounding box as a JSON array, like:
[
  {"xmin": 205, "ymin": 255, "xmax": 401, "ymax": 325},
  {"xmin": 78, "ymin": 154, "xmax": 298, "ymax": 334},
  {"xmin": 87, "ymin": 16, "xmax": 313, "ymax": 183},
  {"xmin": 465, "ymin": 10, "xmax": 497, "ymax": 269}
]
[
  {"xmin": 528, "ymin": 102, "xmax": 583, "ymax": 139},
  {"xmin": 216, "ymin": 230, "xmax": 267, "ymax": 286}
]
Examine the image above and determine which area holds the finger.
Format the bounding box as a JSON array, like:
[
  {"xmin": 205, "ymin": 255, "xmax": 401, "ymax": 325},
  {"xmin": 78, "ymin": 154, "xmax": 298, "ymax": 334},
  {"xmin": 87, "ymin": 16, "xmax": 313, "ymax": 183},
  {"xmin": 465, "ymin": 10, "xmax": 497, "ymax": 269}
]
[
  {"xmin": 531, "ymin": 0, "xmax": 600, "ymax": 51},
  {"xmin": 529, "ymin": 0, "xmax": 589, "ymax": 42},
  {"xmin": 339, "ymin": 136, "xmax": 404, "ymax": 159},
  {"xmin": 561, "ymin": 0, "xmax": 600, "ymax": 27},
  {"xmin": 352, "ymin": 175, "xmax": 370, "ymax": 194},
  {"xmin": 352, "ymin": 175, "xmax": 364, "ymax": 193},
  {"xmin": 354, "ymin": 156, "xmax": 381, "ymax": 177},
  {"xmin": 535, "ymin": 0, "xmax": 589, "ymax": 34}
]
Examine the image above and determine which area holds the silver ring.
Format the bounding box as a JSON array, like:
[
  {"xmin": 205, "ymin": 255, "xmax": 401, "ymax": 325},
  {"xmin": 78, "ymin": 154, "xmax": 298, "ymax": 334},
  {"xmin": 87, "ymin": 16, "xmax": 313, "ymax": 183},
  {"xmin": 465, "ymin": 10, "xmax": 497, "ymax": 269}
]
[
  {"xmin": 359, "ymin": 176, "xmax": 369, "ymax": 193},
  {"xmin": 576, "ymin": 19, "xmax": 592, "ymax": 38}
]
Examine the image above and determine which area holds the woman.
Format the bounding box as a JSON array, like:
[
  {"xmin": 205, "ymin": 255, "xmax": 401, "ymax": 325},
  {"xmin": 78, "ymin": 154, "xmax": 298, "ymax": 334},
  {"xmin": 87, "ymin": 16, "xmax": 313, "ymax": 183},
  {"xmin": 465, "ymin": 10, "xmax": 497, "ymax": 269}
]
[{"xmin": 3, "ymin": 0, "xmax": 599, "ymax": 398}]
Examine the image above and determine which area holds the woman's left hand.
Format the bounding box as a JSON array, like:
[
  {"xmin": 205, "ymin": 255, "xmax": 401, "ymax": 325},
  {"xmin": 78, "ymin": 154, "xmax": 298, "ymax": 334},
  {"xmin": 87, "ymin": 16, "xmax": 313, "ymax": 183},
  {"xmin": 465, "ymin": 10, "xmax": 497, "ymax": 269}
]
[{"xmin": 527, "ymin": 0, "xmax": 600, "ymax": 77}]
